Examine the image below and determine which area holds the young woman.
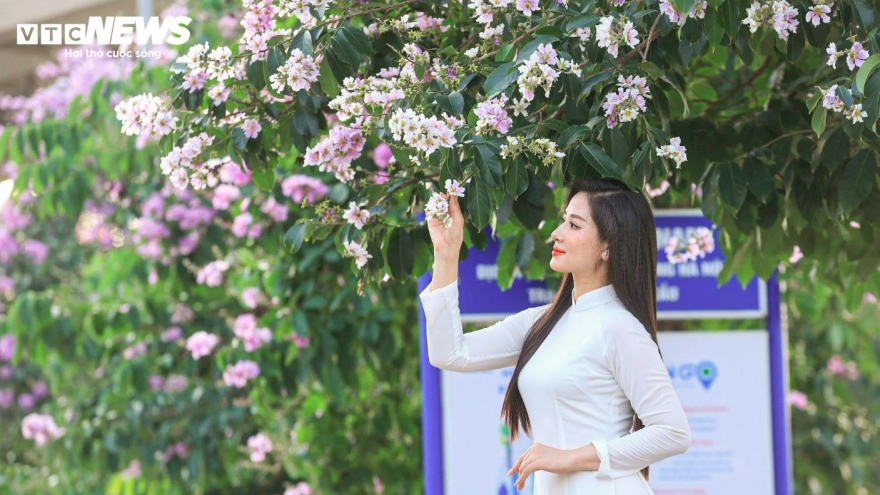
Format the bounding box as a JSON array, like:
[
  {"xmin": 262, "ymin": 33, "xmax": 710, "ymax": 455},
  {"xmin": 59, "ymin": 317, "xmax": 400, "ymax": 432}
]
[{"xmin": 419, "ymin": 178, "xmax": 690, "ymax": 494}]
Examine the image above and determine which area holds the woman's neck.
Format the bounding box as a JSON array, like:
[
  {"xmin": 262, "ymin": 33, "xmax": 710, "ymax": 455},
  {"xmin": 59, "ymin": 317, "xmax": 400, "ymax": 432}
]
[{"xmin": 571, "ymin": 273, "xmax": 611, "ymax": 302}]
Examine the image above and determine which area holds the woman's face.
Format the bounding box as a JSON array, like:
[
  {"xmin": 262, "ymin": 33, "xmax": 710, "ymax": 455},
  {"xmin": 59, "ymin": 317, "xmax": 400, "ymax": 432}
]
[{"xmin": 549, "ymin": 192, "xmax": 608, "ymax": 278}]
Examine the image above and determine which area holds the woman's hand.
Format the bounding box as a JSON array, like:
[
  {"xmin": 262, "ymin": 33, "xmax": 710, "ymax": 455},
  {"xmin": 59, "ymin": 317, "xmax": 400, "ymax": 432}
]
[
  {"xmin": 426, "ymin": 193, "xmax": 464, "ymax": 256},
  {"xmin": 507, "ymin": 442, "xmax": 575, "ymax": 491}
]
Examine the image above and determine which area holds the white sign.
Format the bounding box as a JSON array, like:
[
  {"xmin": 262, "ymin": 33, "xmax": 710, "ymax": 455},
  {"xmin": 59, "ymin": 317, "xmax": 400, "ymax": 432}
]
[
  {"xmin": 17, "ymin": 17, "xmax": 192, "ymax": 46},
  {"xmin": 651, "ymin": 331, "xmax": 775, "ymax": 495},
  {"xmin": 439, "ymin": 330, "xmax": 775, "ymax": 495}
]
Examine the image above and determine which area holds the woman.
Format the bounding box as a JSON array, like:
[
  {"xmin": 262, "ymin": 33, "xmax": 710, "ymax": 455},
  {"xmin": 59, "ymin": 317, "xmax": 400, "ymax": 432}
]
[{"xmin": 419, "ymin": 178, "xmax": 691, "ymax": 494}]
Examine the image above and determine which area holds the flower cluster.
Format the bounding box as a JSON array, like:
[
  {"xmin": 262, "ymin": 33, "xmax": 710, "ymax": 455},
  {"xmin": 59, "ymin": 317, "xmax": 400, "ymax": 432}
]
[
  {"xmin": 659, "ymin": 0, "xmax": 707, "ymax": 25},
  {"xmin": 656, "ymin": 137, "xmax": 688, "ymax": 168},
  {"xmin": 186, "ymin": 331, "xmax": 220, "ymax": 359},
  {"xmin": 159, "ymin": 132, "xmax": 216, "ymax": 190},
  {"xmin": 387, "ymin": 109, "xmax": 458, "ymax": 158},
  {"xmin": 115, "ymin": 94, "xmax": 177, "ymax": 138},
  {"xmin": 474, "ymin": 94, "xmax": 513, "ymax": 135},
  {"xmin": 196, "ymin": 260, "xmax": 230, "ymax": 287},
  {"xmin": 275, "ymin": 0, "xmax": 332, "ymax": 26},
  {"xmin": 284, "ymin": 482, "xmax": 313, "ymax": 495},
  {"xmin": 328, "ymin": 75, "xmax": 407, "ymax": 121},
  {"xmin": 233, "ymin": 314, "xmax": 272, "ymax": 352},
  {"xmin": 742, "ymin": 0, "xmax": 799, "ymax": 40},
  {"xmin": 664, "ymin": 227, "xmax": 714, "ymax": 264},
  {"xmin": 269, "ymin": 49, "xmax": 320, "ymax": 94},
  {"xmin": 247, "ymin": 433, "xmax": 273, "ymax": 462},
  {"xmin": 343, "ymin": 240, "xmax": 373, "ymax": 269},
  {"xmin": 223, "ymin": 360, "xmax": 261, "ymax": 388},
  {"xmin": 602, "ymin": 75, "xmax": 652, "ymax": 128},
  {"xmin": 425, "ymin": 180, "xmax": 466, "ymax": 229},
  {"xmin": 827, "ymin": 355, "xmax": 859, "ymax": 380},
  {"xmin": 516, "ymin": 44, "xmax": 580, "ymax": 107},
  {"xmin": 826, "ymin": 41, "xmax": 869, "ymax": 71},
  {"xmin": 499, "ymin": 136, "xmax": 566, "ymax": 165},
  {"xmin": 21, "ymin": 413, "xmax": 65, "ymax": 446},
  {"xmin": 822, "ymin": 84, "xmax": 868, "ymax": 124},
  {"xmin": 281, "ymin": 175, "xmax": 329, "ymax": 205},
  {"xmin": 304, "ymin": 125, "xmax": 367, "ymax": 182},
  {"xmin": 596, "ymin": 16, "xmax": 640, "ymax": 58}
]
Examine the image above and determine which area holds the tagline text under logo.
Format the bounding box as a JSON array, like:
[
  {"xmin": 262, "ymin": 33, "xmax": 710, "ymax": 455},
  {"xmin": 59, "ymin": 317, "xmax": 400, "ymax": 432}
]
[{"xmin": 17, "ymin": 16, "xmax": 192, "ymax": 46}]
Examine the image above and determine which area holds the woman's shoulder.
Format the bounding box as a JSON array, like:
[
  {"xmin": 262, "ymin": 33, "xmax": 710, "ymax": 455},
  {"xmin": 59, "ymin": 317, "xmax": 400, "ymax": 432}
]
[{"xmin": 597, "ymin": 302, "xmax": 650, "ymax": 339}]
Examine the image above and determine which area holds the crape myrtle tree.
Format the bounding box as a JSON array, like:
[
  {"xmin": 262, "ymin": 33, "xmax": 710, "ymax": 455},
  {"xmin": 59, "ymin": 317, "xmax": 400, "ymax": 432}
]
[
  {"xmin": 116, "ymin": 0, "xmax": 880, "ymax": 304},
  {"xmin": 0, "ymin": 2, "xmax": 421, "ymax": 495}
]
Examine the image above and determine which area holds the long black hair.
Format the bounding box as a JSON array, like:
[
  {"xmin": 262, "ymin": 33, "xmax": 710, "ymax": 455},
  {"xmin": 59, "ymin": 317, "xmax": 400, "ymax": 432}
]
[{"xmin": 500, "ymin": 177, "xmax": 660, "ymax": 479}]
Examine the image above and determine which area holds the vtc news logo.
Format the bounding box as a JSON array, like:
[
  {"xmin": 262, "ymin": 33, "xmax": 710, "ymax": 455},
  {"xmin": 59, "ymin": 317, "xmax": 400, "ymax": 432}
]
[{"xmin": 667, "ymin": 360, "xmax": 719, "ymax": 390}]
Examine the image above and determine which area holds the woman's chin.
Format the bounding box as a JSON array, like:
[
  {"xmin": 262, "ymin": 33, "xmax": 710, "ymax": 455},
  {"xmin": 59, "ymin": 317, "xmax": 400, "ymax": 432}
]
[{"xmin": 548, "ymin": 258, "xmax": 566, "ymax": 273}]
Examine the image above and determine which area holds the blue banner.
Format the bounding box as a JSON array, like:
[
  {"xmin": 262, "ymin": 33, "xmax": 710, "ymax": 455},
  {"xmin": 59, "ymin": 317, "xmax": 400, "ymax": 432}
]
[{"xmin": 456, "ymin": 209, "xmax": 766, "ymax": 320}]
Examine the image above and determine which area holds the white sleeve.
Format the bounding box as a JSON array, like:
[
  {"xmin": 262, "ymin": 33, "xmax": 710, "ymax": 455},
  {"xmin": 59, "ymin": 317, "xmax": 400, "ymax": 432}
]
[
  {"xmin": 418, "ymin": 279, "xmax": 549, "ymax": 372},
  {"xmin": 591, "ymin": 311, "xmax": 691, "ymax": 479}
]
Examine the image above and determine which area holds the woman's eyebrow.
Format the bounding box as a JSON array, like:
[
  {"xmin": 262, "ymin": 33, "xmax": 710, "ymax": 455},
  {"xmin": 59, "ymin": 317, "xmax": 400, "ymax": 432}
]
[{"xmin": 562, "ymin": 211, "xmax": 587, "ymax": 222}]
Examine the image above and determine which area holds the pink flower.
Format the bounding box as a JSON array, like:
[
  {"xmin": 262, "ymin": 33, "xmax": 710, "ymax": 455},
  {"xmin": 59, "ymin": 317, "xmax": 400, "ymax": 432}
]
[
  {"xmin": 121, "ymin": 460, "xmax": 141, "ymax": 480},
  {"xmin": 232, "ymin": 213, "xmax": 258, "ymax": 238},
  {"xmin": 864, "ymin": 292, "xmax": 877, "ymax": 304},
  {"xmin": 373, "ymin": 476, "xmax": 385, "ymax": 494},
  {"xmin": 281, "ymin": 175, "xmax": 329, "ymax": 204},
  {"xmin": 0, "ymin": 365, "xmax": 12, "ymax": 379},
  {"xmin": 31, "ymin": 381, "xmax": 48, "ymax": 399},
  {"xmin": 242, "ymin": 119, "xmax": 262, "ymax": 139},
  {"xmin": 373, "ymin": 143, "xmax": 394, "ymax": 167},
  {"xmin": 241, "ymin": 288, "xmax": 261, "ymax": 309},
  {"xmin": 21, "ymin": 413, "xmax": 65, "ymax": 446},
  {"xmin": 260, "ymin": 197, "xmax": 289, "ymax": 222},
  {"xmin": 196, "ymin": 260, "xmax": 230, "ymax": 287},
  {"xmin": 163, "ymin": 374, "xmax": 188, "ymax": 393},
  {"xmin": 789, "ymin": 246, "xmax": 803, "ymax": 264},
  {"xmin": 0, "ymin": 334, "xmax": 16, "ymax": 361},
  {"xmin": 0, "ymin": 389, "xmax": 14, "ymax": 409},
  {"xmin": 162, "ymin": 326, "xmax": 183, "ymax": 342},
  {"xmin": 247, "ymin": 433, "xmax": 273, "ymax": 462},
  {"xmin": 123, "ymin": 341, "xmax": 147, "ymax": 360},
  {"xmin": 22, "ymin": 239, "xmax": 49, "ymax": 265},
  {"xmin": 788, "ymin": 390, "xmax": 808, "ymax": 410},
  {"xmin": 233, "ymin": 314, "xmax": 272, "ymax": 352},
  {"xmin": 148, "ymin": 375, "xmax": 165, "ymax": 391},
  {"xmin": 17, "ymin": 392, "xmax": 35, "ymax": 411},
  {"xmin": 212, "ymin": 184, "xmax": 241, "ymax": 210},
  {"xmin": 846, "ymin": 42, "xmax": 869, "ymax": 71},
  {"xmin": 222, "ymin": 360, "xmax": 260, "ymax": 388},
  {"xmin": 185, "ymin": 331, "xmax": 220, "ymax": 359},
  {"xmin": 291, "ymin": 333, "xmax": 310, "ymax": 349},
  {"xmin": 284, "ymin": 482, "xmax": 313, "ymax": 495},
  {"xmin": 219, "ymin": 161, "xmax": 251, "ymax": 186}
]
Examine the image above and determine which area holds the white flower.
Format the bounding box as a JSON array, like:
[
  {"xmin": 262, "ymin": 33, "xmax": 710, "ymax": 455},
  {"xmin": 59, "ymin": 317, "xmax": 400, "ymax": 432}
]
[
  {"xmin": 343, "ymin": 240, "xmax": 372, "ymax": 269},
  {"xmin": 656, "ymin": 137, "xmax": 688, "ymax": 168},
  {"xmin": 845, "ymin": 103, "xmax": 867, "ymax": 123},
  {"xmin": 342, "ymin": 202, "xmax": 371, "ymax": 229},
  {"xmin": 826, "ymin": 42, "xmax": 839, "ymax": 68}
]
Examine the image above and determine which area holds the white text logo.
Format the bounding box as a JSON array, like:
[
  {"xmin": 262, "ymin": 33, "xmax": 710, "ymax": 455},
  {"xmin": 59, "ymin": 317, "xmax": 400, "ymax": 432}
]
[{"xmin": 17, "ymin": 17, "xmax": 192, "ymax": 46}]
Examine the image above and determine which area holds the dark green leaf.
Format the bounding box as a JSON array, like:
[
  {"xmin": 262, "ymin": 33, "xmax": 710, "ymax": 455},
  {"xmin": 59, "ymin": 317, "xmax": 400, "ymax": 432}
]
[
  {"xmin": 581, "ymin": 143, "xmax": 623, "ymax": 178},
  {"xmin": 718, "ymin": 161, "xmax": 748, "ymax": 209},
  {"xmin": 506, "ymin": 156, "xmax": 529, "ymax": 197},
  {"xmin": 387, "ymin": 228, "xmax": 414, "ymax": 278},
  {"xmin": 838, "ymin": 149, "xmax": 878, "ymax": 214},
  {"xmin": 284, "ymin": 224, "xmax": 307, "ymax": 253},
  {"xmin": 474, "ymin": 145, "xmax": 502, "ymax": 187},
  {"xmin": 468, "ymin": 179, "xmax": 494, "ymax": 228},
  {"xmin": 485, "ymin": 62, "xmax": 519, "ymax": 96}
]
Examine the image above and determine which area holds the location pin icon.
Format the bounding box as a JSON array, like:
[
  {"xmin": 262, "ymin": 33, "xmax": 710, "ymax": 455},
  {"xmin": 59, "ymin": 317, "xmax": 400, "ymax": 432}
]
[{"xmin": 696, "ymin": 361, "xmax": 718, "ymax": 390}]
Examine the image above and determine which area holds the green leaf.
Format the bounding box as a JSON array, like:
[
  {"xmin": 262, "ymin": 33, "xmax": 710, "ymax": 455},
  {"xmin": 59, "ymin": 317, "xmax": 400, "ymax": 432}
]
[
  {"xmin": 580, "ymin": 71, "xmax": 613, "ymax": 97},
  {"xmin": 468, "ymin": 179, "xmax": 494, "ymax": 228},
  {"xmin": 341, "ymin": 25, "xmax": 373, "ymax": 56},
  {"xmin": 811, "ymin": 107, "xmax": 827, "ymax": 138},
  {"xmin": 717, "ymin": 161, "xmax": 748, "ymax": 209},
  {"xmin": 506, "ymin": 156, "xmax": 529, "ymax": 198},
  {"xmin": 855, "ymin": 53, "xmax": 880, "ymax": 94},
  {"xmin": 581, "ymin": 143, "xmax": 623, "ymax": 178},
  {"xmin": 484, "ymin": 62, "xmax": 519, "ymax": 97},
  {"xmin": 474, "ymin": 145, "xmax": 502, "ymax": 187},
  {"xmin": 497, "ymin": 236, "xmax": 518, "ymax": 290},
  {"xmin": 319, "ymin": 56, "xmax": 340, "ymax": 97},
  {"xmin": 251, "ymin": 167, "xmax": 276, "ymax": 192},
  {"xmin": 284, "ymin": 224, "xmax": 307, "ymax": 253},
  {"xmin": 232, "ymin": 128, "xmax": 248, "ymax": 151},
  {"xmin": 838, "ymin": 149, "xmax": 878, "ymax": 214},
  {"xmin": 246, "ymin": 60, "xmax": 266, "ymax": 90},
  {"xmin": 387, "ymin": 228, "xmax": 414, "ymax": 279},
  {"xmin": 566, "ymin": 13, "xmax": 601, "ymax": 31},
  {"xmin": 263, "ymin": 46, "xmax": 287, "ymax": 98},
  {"xmin": 495, "ymin": 44, "xmax": 516, "ymax": 63},
  {"xmin": 448, "ymin": 92, "xmax": 465, "ymax": 115},
  {"xmin": 850, "ymin": 0, "xmax": 877, "ymax": 31},
  {"xmin": 515, "ymin": 231, "xmax": 535, "ymax": 270},
  {"xmin": 673, "ymin": 0, "xmax": 699, "ymax": 15}
]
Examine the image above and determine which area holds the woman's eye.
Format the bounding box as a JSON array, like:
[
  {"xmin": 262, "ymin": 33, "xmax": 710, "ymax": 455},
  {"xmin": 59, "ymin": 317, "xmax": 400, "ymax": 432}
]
[{"xmin": 570, "ymin": 222, "xmax": 579, "ymax": 229}]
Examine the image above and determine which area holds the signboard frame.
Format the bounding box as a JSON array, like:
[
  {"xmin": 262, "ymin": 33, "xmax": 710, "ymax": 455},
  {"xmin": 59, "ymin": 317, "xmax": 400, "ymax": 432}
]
[{"xmin": 418, "ymin": 209, "xmax": 793, "ymax": 495}]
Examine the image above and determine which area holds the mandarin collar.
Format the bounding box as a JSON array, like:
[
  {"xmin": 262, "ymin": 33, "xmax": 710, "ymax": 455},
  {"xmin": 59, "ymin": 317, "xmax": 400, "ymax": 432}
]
[{"xmin": 571, "ymin": 284, "xmax": 618, "ymax": 312}]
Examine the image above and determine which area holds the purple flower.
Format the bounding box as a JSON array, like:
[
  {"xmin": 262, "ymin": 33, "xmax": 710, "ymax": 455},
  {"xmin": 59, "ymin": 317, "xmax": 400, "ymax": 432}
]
[
  {"xmin": 185, "ymin": 331, "xmax": 219, "ymax": 359},
  {"xmin": 222, "ymin": 360, "xmax": 260, "ymax": 388},
  {"xmin": 0, "ymin": 334, "xmax": 15, "ymax": 361}
]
